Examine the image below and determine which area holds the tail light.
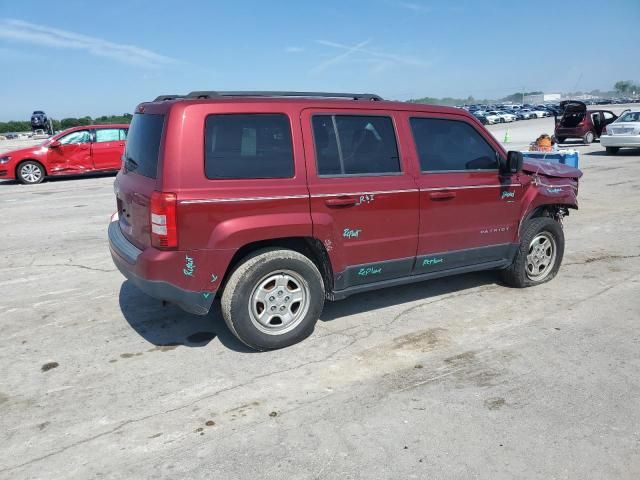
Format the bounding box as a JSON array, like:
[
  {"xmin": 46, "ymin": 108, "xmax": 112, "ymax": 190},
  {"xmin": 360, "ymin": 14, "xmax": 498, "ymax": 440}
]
[{"xmin": 150, "ymin": 191, "xmax": 177, "ymax": 249}]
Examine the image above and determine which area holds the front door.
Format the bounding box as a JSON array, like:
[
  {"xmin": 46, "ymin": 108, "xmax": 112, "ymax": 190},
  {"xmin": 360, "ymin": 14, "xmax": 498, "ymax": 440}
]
[
  {"xmin": 47, "ymin": 129, "xmax": 92, "ymax": 173},
  {"xmin": 92, "ymin": 127, "xmax": 127, "ymax": 170},
  {"xmin": 403, "ymin": 112, "xmax": 523, "ymax": 274},
  {"xmin": 302, "ymin": 109, "xmax": 419, "ymax": 290}
]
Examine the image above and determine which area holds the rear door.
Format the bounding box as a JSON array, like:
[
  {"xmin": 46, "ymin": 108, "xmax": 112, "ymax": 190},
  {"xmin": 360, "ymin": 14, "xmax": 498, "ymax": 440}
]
[
  {"xmin": 302, "ymin": 108, "xmax": 419, "ymax": 290},
  {"xmin": 403, "ymin": 112, "xmax": 522, "ymax": 274},
  {"xmin": 92, "ymin": 127, "xmax": 127, "ymax": 170},
  {"xmin": 47, "ymin": 129, "xmax": 92, "ymax": 173}
]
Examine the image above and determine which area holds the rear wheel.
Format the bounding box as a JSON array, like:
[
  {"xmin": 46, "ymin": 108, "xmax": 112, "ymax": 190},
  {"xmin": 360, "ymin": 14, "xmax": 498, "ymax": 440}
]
[
  {"xmin": 220, "ymin": 248, "xmax": 325, "ymax": 351},
  {"xmin": 500, "ymin": 217, "xmax": 564, "ymax": 288},
  {"xmin": 605, "ymin": 147, "xmax": 619, "ymax": 155},
  {"xmin": 17, "ymin": 161, "xmax": 45, "ymax": 185},
  {"xmin": 583, "ymin": 131, "xmax": 594, "ymax": 144}
]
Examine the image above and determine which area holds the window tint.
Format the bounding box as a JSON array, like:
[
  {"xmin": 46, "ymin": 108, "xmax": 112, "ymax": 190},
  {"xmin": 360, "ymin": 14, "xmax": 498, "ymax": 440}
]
[
  {"xmin": 123, "ymin": 113, "xmax": 164, "ymax": 179},
  {"xmin": 410, "ymin": 118, "xmax": 498, "ymax": 172},
  {"xmin": 95, "ymin": 128, "xmax": 121, "ymax": 142},
  {"xmin": 59, "ymin": 130, "xmax": 91, "ymax": 145},
  {"xmin": 205, "ymin": 114, "xmax": 293, "ymax": 179},
  {"xmin": 312, "ymin": 115, "xmax": 400, "ymax": 176}
]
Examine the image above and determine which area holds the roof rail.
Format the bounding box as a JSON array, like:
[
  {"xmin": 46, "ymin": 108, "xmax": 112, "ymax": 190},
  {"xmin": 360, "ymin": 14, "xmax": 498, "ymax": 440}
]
[{"xmin": 154, "ymin": 91, "xmax": 383, "ymax": 101}]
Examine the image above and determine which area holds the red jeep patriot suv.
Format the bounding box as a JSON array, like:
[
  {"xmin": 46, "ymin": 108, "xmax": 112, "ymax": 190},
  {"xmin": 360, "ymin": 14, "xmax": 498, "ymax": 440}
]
[{"xmin": 109, "ymin": 91, "xmax": 581, "ymax": 350}]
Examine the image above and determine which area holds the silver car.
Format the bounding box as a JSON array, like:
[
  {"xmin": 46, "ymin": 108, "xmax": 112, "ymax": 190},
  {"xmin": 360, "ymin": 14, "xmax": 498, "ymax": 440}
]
[{"xmin": 600, "ymin": 110, "xmax": 640, "ymax": 154}]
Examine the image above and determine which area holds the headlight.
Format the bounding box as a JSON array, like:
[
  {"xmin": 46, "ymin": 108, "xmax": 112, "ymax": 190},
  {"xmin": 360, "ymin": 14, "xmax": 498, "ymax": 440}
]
[{"xmin": 0, "ymin": 156, "xmax": 11, "ymax": 164}]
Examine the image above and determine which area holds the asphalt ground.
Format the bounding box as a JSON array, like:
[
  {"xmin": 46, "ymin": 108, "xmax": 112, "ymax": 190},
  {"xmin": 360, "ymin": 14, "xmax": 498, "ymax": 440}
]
[{"xmin": 1, "ymin": 105, "xmax": 639, "ymax": 479}]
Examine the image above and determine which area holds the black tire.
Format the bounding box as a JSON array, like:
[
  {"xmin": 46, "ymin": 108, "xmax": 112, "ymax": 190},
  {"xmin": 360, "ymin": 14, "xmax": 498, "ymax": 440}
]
[
  {"xmin": 605, "ymin": 147, "xmax": 619, "ymax": 155},
  {"xmin": 500, "ymin": 217, "xmax": 564, "ymax": 288},
  {"xmin": 220, "ymin": 248, "xmax": 325, "ymax": 351},
  {"xmin": 556, "ymin": 137, "xmax": 566, "ymax": 144},
  {"xmin": 16, "ymin": 160, "xmax": 45, "ymax": 185},
  {"xmin": 583, "ymin": 131, "xmax": 594, "ymax": 144}
]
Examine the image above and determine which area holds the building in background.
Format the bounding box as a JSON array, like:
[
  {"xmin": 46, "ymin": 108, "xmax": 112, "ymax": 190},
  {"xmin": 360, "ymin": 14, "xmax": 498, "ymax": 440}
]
[{"xmin": 524, "ymin": 93, "xmax": 561, "ymax": 103}]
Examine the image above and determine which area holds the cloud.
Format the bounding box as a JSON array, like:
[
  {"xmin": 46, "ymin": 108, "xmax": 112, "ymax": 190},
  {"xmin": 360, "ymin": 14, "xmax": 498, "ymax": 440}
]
[
  {"xmin": 0, "ymin": 18, "xmax": 177, "ymax": 67},
  {"xmin": 285, "ymin": 46, "xmax": 305, "ymax": 53},
  {"xmin": 312, "ymin": 39, "xmax": 430, "ymax": 73},
  {"xmin": 312, "ymin": 39, "xmax": 372, "ymax": 73},
  {"xmin": 394, "ymin": 1, "xmax": 431, "ymax": 13}
]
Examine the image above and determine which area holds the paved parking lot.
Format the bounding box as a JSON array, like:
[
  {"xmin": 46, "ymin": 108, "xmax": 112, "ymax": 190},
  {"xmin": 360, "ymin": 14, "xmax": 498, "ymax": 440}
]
[{"xmin": 1, "ymin": 111, "xmax": 639, "ymax": 479}]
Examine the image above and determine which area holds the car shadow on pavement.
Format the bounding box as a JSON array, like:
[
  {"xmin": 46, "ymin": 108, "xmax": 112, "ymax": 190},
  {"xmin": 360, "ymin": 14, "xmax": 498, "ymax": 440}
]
[
  {"xmin": 320, "ymin": 271, "xmax": 499, "ymax": 322},
  {"xmin": 0, "ymin": 171, "xmax": 117, "ymax": 186},
  {"xmin": 118, "ymin": 281, "xmax": 255, "ymax": 353},
  {"xmin": 119, "ymin": 272, "xmax": 501, "ymax": 352},
  {"xmin": 584, "ymin": 148, "xmax": 640, "ymax": 157}
]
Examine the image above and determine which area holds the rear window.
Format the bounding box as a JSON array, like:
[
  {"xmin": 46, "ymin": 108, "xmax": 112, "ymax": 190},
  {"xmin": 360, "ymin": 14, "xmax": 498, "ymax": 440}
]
[
  {"xmin": 123, "ymin": 113, "xmax": 164, "ymax": 178},
  {"xmin": 204, "ymin": 114, "xmax": 294, "ymax": 179}
]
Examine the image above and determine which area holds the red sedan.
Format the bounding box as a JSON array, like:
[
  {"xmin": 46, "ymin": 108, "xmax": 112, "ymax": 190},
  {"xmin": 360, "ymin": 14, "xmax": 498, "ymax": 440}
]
[{"xmin": 0, "ymin": 124, "xmax": 129, "ymax": 184}]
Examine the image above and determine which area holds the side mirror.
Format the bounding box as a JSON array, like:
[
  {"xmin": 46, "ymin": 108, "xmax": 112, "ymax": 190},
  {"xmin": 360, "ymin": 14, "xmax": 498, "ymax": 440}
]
[
  {"xmin": 504, "ymin": 151, "xmax": 523, "ymax": 174},
  {"xmin": 49, "ymin": 140, "xmax": 61, "ymax": 148}
]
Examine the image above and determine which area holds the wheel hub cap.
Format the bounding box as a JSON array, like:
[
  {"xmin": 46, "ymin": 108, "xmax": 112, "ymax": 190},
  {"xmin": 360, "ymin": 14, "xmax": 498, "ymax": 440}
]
[
  {"xmin": 525, "ymin": 232, "xmax": 557, "ymax": 281},
  {"xmin": 249, "ymin": 270, "xmax": 310, "ymax": 335},
  {"xmin": 21, "ymin": 164, "xmax": 42, "ymax": 183}
]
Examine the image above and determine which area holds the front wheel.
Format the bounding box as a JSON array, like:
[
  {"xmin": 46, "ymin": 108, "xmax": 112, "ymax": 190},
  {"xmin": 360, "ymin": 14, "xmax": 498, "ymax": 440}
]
[
  {"xmin": 605, "ymin": 147, "xmax": 619, "ymax": 155},
  {"xmin": 17, "ymin": 161, "xmax": 45, "ymax": 185},
  {"xmin": 500, "ymin": 217, "xmax": 564, "ymax": 288},
  {"xmin": 220, "ymin": 248, "xmax": 325, "ymax": 351}
]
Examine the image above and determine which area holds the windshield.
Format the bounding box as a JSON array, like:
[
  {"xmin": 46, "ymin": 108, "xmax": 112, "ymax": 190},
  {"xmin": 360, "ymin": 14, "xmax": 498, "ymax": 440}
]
[{"xmin": 617, "ymin": 112, "xmax": 640, "ymax": 123}]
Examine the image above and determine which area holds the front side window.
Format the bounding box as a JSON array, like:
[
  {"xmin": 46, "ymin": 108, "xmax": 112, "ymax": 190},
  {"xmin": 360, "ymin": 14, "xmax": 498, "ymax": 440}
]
[
  {"xmin": 312, "ymin": 115, "xmax": 400, "ymax": 176},
  {"xmin": 59, "ymin": 130, "xmax": 91, "ymax": 145},
  {"xmin": 410, "ymin": 117, "xmax": 498, "ymax": 172},
  {"xmin": 205, "ymin": 114, "xmax": 294, "ymax": 179}
]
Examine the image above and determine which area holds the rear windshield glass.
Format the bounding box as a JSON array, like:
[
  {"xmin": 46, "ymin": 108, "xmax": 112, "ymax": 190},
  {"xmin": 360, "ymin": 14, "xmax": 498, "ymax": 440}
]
[
  {"xmin": 204, "ymin": 114, "xmax": 294, "ymax": 179},
  {"xmin": 124, "ymin": 113, "xmax": 164, "ymax": 178}
]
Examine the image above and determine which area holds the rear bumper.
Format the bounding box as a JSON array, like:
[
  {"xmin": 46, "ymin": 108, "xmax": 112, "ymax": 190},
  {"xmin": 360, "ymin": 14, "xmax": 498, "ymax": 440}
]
[
  {"xmin": 600, "ymin": 135, "xmax": 640, "ymax": 148},
  {"xmin": 108, "ymin": 221, "xmax": 215, "ymax": 315}
]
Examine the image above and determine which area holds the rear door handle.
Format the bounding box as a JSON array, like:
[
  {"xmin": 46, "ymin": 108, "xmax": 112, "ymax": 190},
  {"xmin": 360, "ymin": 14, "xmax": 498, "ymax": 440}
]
[
  {"xmin": 429, "ymin": 191, "xmax": 456, "ymax": 200},
  {"xmin": 325, "ymin": 196, "xmax": 357, "ymax": 207}
]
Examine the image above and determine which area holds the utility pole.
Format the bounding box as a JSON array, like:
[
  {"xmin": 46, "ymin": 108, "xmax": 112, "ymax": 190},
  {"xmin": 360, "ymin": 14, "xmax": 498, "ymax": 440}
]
[{"xmin": 521, "ymin": 86, "xmax": 525, "ymax": 105}]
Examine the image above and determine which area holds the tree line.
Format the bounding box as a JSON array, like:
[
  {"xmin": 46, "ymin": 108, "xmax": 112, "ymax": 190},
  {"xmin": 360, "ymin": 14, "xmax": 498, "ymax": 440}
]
[{"xmin": 0, "ymin": 113, "xmax": 133, "ymax": 134}]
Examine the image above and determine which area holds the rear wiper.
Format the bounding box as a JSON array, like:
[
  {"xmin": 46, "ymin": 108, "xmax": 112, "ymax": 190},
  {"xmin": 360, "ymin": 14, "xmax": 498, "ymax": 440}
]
[{"xmin": 125, "ymin": 157, "xmax": 139, "ymax": 171}]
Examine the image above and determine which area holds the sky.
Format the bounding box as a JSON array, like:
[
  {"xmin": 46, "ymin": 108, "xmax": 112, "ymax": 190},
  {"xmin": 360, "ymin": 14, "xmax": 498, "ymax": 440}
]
[{"xmin": 0, "ymin": 0, "xmax": 639, "ymax": 120}]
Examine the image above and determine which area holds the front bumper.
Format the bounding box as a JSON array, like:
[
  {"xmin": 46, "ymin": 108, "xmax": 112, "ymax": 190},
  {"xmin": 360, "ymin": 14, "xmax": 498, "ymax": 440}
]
[
  {"xmin": 108, "ymin": 221, "xmax": 215, "ymax": 315},
  {"xmin": 600, "ymin": 135, "xmax": 640, "ymax": 148}
]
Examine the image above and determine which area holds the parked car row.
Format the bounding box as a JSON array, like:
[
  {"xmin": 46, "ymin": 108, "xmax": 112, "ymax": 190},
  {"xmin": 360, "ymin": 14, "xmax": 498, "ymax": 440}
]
[{"xmin": 465, "ymin": 103, "xmax": 561, "ymax": 125}]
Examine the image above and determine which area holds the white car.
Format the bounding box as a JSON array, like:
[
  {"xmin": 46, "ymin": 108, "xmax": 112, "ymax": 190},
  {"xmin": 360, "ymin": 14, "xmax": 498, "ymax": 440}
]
[
  {"xmin": 476, "ymin": 111, "xmax": 501, "ymax": 124},
  {"xmin": 487, "ymin": 110, "xmax": 516, "ymax": 123},
  {"xmin": 600, "ymin": 110, "xmax": 640, "ymax": 154},
  {"xmin": 526, "ymin": 109, "xmax": 549, "ymax": 118}
]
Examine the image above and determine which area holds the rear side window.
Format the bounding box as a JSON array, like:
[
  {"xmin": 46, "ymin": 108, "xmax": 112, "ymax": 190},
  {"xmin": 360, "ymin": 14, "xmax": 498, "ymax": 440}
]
[
  {"xmin": 95, "ymin": 128, "xmax": 127, "ymax": 142},
  {"xmin": 124, "ymin": 113, "xmax": 164, "ymax": 178},
  {"xmin": 312, "ymin": 115, "xmax": 400, "ymax": 176},
  {"xmin": 410, "ymin": 117, "xmax": 498, "ymax": 172},
  {"xmin": 204, "ymin": 114, "xmax": 294, "ymax": 179}
]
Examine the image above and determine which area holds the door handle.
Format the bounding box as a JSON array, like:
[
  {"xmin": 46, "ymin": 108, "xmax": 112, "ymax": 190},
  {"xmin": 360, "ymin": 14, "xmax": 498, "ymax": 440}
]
[
  {"xmin": 429, "ymin": 191, "xmax": 456, "ymax": 200},
  {"xmin": 325, "ymin": 196, "xmax": 357, "ymax": 207}
]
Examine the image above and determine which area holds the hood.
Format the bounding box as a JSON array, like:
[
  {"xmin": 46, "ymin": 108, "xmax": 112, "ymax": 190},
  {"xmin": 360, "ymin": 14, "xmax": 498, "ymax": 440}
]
[
  {"xmin": 2, "ymin": 144, "xmax": 48, "ymax": 158},
  {"xmin": 523, "ymin": 159, "xmax": 583, "ymax": 179},
  {"xmin": 559, "ymin": 100, "xmax": 586, "ymax": 113}
]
